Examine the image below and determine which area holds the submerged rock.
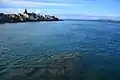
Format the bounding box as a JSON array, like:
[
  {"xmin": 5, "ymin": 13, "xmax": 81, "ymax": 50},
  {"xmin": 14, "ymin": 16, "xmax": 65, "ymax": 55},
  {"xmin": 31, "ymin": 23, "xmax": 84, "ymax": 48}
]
[{"xmin": 0, "ymin": 53, "xmax": 86, "ymax": 80}]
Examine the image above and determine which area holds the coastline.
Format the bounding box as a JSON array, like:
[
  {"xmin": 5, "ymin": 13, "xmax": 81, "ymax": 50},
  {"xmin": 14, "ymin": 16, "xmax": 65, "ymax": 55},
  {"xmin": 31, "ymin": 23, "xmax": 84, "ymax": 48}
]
[
  {"xmin": 0, "ymin": 19, "xmax": 63, "ymax": 24},
  {"xmin": 0, "ymin": 9, "xmax": 61, "ymax": 24}
]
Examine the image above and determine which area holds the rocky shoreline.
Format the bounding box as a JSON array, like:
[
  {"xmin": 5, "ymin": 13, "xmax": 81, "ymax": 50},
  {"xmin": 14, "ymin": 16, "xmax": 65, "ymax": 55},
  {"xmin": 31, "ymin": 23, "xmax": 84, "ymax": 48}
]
[{"xmin": 0, "ymin": 9, "xmax": 61, "ymax": 23}]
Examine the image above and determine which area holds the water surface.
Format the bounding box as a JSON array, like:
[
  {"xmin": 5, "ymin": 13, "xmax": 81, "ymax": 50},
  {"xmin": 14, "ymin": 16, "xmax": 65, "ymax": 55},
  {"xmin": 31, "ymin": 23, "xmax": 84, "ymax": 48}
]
[{"xmin": 0, "ymin": 21, "xmax": 120, "ymax": 80}]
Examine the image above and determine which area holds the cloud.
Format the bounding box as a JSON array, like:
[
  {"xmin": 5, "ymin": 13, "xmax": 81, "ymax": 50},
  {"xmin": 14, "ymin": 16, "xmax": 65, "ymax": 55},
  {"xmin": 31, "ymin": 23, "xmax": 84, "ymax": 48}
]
[
  {"xmin": 0, "ymin": 0, "xmax": 70, "ymax": 7},
  {"xmin": 0, "ymin": 8, "xmax": 24, "ymax": 13},
  {"xmin": 0, "ymin": 0, "xmax": 11, "ymax": 3}
]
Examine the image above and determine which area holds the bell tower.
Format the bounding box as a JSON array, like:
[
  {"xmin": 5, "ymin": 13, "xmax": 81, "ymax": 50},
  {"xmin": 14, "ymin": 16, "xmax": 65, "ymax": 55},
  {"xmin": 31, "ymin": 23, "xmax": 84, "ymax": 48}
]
[{"xmin": 24, "ymin": 8, "xmax": 28, "ymax": 14}]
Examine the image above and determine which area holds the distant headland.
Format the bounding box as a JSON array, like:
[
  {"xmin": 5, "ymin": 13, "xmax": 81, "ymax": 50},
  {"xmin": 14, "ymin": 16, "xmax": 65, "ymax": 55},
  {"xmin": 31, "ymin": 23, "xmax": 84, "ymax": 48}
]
[{"xmin": 0, "ymin": 9, "xmax": 61, "ymax": 23}]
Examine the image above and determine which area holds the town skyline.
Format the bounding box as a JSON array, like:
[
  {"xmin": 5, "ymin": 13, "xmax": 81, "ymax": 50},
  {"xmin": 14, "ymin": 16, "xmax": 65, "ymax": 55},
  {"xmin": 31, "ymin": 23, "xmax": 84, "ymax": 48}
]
[
  {"xmin": 0, "ymin": 8, "xmax": 60, "ymax": 23},
  {"xmin": 0, "ymin": 0, "xmax": 120, "ymax": 19}
]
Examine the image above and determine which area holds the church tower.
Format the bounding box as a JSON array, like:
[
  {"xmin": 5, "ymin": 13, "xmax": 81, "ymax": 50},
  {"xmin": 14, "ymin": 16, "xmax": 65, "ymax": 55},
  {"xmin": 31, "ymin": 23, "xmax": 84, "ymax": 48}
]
[{"xmin": 24, "ymin": 8, "xmax": 28, "ymax": 14}]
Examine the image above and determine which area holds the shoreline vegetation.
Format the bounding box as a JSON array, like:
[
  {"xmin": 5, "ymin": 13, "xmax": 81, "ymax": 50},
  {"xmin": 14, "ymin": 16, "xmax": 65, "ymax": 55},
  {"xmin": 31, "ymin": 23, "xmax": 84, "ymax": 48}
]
[{"xmin": 0, "ymin": 9, "xmax": 61, "ymax": 24}]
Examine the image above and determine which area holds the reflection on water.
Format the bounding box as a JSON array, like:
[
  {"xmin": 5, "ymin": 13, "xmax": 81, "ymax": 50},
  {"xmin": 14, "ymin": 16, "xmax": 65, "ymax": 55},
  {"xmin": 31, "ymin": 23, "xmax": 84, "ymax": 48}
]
[{"xmin": 0, "ymin": 21, "xmax": 120, "ymax": 80}]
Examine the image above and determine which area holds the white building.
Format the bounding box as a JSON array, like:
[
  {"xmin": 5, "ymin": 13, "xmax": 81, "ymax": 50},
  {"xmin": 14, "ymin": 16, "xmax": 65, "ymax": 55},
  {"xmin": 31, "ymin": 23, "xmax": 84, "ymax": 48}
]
[
  {"xmin": 23, "ymin": 9, "xmax": 39, "ymax": 20},
  {"xmin": 27, "ymin": 13, "xmax": 39, "ymax": 20}
]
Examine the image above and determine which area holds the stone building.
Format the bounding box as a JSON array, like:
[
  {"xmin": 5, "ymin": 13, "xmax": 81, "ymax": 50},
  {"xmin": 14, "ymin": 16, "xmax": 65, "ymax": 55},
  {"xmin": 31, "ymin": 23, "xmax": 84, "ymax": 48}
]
[{"xmin": 23, "ymin": 9, "xmax": 39, "ymax": 21}]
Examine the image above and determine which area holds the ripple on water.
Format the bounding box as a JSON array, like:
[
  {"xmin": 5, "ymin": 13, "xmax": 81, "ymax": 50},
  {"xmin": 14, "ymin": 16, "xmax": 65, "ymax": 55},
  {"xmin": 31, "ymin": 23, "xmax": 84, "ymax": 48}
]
[
  {"xmin": 0, "ymin": 53, "xmax": 86, "ymax": 80},
  {"xmin": 1, "ymin": 21, "xmax": 120, "ymax": 80}
]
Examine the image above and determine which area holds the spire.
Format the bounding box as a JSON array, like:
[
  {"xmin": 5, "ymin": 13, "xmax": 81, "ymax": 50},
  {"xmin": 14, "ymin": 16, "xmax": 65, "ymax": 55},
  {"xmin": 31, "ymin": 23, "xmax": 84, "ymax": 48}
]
[{"xmin": 24, "ymin": 8, "xmax": 27, "ymax": 14}]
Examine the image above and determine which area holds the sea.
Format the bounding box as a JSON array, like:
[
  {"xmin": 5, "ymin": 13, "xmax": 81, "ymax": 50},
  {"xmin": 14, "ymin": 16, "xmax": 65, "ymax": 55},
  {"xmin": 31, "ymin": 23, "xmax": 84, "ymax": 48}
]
[{"xmin": 0, "ymin": 20, "xmax": 120, "ymax": 80}]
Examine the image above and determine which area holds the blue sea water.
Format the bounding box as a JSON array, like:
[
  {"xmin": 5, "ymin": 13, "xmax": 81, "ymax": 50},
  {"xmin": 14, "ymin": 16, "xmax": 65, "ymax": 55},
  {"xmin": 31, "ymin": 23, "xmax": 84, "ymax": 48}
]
[{"xmin": 0, "ymin": 20, "xmax": 120, "ymax": 80}]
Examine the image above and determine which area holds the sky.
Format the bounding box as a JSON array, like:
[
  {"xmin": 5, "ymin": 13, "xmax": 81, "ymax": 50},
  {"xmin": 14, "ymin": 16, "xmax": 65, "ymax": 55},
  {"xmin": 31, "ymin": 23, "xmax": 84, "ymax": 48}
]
[{"xmin": 0, "ymin": 0, "xmax": 120, "ymax": 19}]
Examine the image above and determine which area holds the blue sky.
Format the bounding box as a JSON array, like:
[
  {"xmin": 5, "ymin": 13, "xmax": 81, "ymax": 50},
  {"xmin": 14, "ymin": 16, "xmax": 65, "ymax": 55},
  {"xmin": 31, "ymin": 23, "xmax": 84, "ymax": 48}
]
[{"xmin": 0, "ymin": 0, "xmax": 120, "ymax": 19}]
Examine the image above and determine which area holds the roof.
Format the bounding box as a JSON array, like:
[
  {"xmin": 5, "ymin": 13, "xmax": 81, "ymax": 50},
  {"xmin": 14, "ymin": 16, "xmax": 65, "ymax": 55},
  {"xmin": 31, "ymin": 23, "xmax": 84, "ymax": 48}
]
[{"xmin": 27, "ymin": 13, "xmax": 36, "ymax": 15}]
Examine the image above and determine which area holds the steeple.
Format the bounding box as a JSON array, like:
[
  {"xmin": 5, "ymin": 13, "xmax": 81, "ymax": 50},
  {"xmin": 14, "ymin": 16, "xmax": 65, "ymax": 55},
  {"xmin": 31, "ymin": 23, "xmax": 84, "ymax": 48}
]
[{"xmin": 24, "ymin": 8, "xmax": 28, "ymax": 14}]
